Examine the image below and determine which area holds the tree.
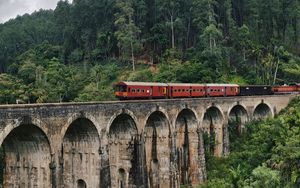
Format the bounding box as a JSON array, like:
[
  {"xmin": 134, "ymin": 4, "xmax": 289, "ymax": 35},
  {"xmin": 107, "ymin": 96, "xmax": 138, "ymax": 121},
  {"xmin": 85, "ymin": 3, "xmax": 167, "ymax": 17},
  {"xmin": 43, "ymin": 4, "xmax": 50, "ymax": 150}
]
[{"xmin": 115, "ymin": 0, "xmax": 141, "ymax": 71}]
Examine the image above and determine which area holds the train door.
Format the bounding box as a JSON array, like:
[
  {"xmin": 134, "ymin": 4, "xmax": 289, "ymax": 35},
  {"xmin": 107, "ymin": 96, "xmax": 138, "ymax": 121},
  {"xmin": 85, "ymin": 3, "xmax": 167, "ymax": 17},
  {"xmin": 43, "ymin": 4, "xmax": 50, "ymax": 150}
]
[
  {"xmin": 163, "ymin": 87, "xmax": 167, "ymax": 97},
  {"xmin": 225, "ymin": 87, "xmax": 227, "ymax": 97}
]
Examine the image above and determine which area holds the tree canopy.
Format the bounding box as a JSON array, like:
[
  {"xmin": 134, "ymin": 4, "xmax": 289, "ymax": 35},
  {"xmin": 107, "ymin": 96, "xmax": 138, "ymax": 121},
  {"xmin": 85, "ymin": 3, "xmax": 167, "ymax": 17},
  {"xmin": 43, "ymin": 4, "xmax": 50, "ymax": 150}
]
[{"xmin": 0, "ymin": 0, "xmax": 299, "ymax": 103}]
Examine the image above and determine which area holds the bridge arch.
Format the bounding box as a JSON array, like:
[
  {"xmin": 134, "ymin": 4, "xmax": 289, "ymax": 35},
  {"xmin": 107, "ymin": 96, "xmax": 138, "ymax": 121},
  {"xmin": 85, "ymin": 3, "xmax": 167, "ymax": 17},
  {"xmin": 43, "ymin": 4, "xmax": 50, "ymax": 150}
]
[
  {"xmin": 174, "ymin": 108, "xmax": 202, "ymax": 185},
  {"xmin": 201, "ymin": 105, "xmax": 224, "ymax": 130},
  {"xmin": 1, "ymin": 117, "xmax": 52, "ymax": 188},
  {"xmin": 143, "ymin": 110, "xmax": 171, "ymax": 187},
  {"xmin": 106, "ymin": 109, "xmax": 138, "ymax": 134},
  {"xmin": 228, "ymin": 104, "xmax": 249, "ymax": 134},
  {"xmin": 107, "ymin": 112, "xmax": 138, "ymax": 187},
  {"xmin": 253, "ymin": 102, "xmax": 273, "ymax": 120},
  {"xmin": 201, "ymin": 105, "xmax": 224, "ymax": 156},
  {"xmin": 60, "ymin": 112, "xmax": 101, "ymax": 146},
  {"xmin": 0, "ymin": 116, "xmax": 52, "ymax": 151},
  {"xmin": 173, "ymin": 107, "xmax": 199, "ymax": 128},
  {"xmin": 61, "ymin": 117, "xmax": 101, "ymax": 188}
]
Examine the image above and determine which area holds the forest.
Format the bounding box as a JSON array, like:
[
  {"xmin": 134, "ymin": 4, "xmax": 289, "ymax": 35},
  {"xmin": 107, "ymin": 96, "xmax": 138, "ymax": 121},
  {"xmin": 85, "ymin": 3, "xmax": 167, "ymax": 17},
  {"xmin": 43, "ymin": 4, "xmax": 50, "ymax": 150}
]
[
  {"xmin": 0, "ymin": 0, "xmax": 299, "ymax": 103},
  {"xmin": 0, "ymin": 0, "xmax": 300, "ymax": 186}
]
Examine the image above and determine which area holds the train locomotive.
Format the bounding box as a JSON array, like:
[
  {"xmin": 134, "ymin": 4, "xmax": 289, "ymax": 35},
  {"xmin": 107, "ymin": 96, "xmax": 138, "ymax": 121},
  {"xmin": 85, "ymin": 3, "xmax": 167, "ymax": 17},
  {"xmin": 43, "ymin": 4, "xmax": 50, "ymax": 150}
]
[{"xmin": 114, "ymin": 81, "xmax": 300, "ymax": 100}]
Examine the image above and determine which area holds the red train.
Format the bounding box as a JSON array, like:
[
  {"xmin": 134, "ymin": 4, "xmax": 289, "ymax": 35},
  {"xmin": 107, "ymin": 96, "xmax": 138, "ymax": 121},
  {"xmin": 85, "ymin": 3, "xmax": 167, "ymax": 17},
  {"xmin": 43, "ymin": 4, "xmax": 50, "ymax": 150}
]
[{"xmin": 113, "ymin": 81, "xmax": 300, "ymax": 100}]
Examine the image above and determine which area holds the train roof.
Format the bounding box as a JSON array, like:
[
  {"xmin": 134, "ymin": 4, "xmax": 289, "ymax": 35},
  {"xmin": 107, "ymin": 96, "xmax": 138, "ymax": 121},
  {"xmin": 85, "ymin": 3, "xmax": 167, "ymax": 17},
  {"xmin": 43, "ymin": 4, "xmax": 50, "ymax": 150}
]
[
  {"xmin": 206, "ymin": 84, "xmax": 239, "ymax": 87},
  {"xmin": 239, "ymin": 85, "xmax": 271, "ymax": 87},
  {"xmin": 167, "ymin": 83, "xmax": 205, "ymax": 87},
  {"xmin": 115, "ymin": 82, "xmax": 241, "ymax": 87},
  {"xmin": 115, "ymin": 81, "xmax": 168, "ymax": 87}
]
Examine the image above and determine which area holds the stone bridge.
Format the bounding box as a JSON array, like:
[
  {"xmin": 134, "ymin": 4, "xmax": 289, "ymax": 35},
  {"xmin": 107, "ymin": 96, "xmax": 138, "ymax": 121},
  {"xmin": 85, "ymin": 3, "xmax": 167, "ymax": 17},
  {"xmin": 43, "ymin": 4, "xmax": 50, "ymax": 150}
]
[{"xmin": 0, "ymin": 95, "xmax": 295, "ymax": 188}]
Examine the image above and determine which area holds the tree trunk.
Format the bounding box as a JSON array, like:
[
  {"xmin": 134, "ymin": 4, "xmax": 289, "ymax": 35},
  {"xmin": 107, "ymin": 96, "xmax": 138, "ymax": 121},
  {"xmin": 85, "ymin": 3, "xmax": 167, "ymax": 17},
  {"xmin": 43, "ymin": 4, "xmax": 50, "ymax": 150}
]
[
  {"xmin": 131, "ymin": 40, "xmax": 135, "ymax": 71},
  {"xmin": 273, "ymin": 58, "xmax": 279, "ymax": 85},
  {"xmin": 171, "ymin": 15, "xmax": 175, "ymax": 49}
]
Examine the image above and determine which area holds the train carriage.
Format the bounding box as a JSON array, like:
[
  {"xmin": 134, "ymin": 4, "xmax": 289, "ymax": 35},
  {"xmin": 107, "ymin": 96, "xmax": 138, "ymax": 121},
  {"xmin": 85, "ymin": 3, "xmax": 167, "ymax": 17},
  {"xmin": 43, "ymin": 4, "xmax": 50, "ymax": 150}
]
[
  {"xmin": 239, "ymin": 85, "xmax": 273, "ymax": 96},
  {"xmin": 206, "ymin": 84, "xmax": 239, "ymax": 97},
  {"xmin": 114, "ymin": 81, "xmax": 168, "ymax": 99},
  {"xmin": 272, "ymin": 85, "xmax": 298, "ymax": 94},
  {"xmin": 167, "ymin": 83, "xmax": 206, "ymax": 98}
]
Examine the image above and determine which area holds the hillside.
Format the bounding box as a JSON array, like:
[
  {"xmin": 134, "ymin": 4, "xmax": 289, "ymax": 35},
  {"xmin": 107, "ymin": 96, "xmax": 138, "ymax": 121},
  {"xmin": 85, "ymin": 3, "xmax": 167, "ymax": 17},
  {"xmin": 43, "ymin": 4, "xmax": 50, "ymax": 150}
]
[
  {"xmin": 0, "ymin": 0, "xmax": 300, "ymax": 103},
  {"xmin": 200, "ymin": 96, "xmax": 300, "ymax": 187}
]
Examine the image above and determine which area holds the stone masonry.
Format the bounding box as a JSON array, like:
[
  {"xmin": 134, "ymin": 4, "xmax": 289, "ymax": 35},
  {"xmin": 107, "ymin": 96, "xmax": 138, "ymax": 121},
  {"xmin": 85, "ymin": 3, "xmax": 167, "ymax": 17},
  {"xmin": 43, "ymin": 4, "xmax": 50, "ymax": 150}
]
[{"xmin": 0, "ymin": 95, "xmax": 295, "ymax": 188}]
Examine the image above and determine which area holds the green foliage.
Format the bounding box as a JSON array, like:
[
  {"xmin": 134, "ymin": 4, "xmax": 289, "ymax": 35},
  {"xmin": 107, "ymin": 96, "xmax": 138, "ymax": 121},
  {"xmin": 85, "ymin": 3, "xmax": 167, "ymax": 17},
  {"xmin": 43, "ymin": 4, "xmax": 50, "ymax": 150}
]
[
  {"xmin": 0, "ymin": 0, "xmax": 299, "ymax": 103},
  {"xmin": 0, "ymin": 74, "xmax": 27, "ymax": 104},
  {"xmin": 244, "ymin": 165, "xmax": 281, "ymax": 188},
  {"xmin": 201, "ymin": 97, "xmax": 300, "ymax": 187}
]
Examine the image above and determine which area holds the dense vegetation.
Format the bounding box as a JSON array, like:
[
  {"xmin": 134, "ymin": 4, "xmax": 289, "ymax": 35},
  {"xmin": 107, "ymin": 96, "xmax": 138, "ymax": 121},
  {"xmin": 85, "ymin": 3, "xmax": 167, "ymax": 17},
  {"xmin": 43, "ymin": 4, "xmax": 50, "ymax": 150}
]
[
  {"xmin": 0, "ymin": 0, "xmax": 299, "ymax": 103},
  {"xmin": 200, "ymin": 97, "xmax": 300, "ymax": 187}
]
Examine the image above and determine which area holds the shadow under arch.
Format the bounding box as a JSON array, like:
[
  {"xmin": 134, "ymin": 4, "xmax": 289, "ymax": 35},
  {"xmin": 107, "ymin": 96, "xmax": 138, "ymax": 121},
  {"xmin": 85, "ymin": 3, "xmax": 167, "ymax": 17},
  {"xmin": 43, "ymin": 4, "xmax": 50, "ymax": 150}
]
[
  {"xmin": 201, "ymin": 106, "xmax": 224, "ymax": 156},
  {"xmin": 253, "ymin": 103, "xmax": 273, "ymax": 120},
  {"xmin": 143, "ymin": 110, "xmax": 171, "ymax": 187},
  {"xmin": 107, "ymin": 113, "xmax": 139, "ymax": 188},
  {"xmin": 228, "ymin": 104, "xmax": 249, "ymax": 133},
  {"xmin": 0, "ymin": 116, "xmax": 52, "ymax": 152},
  {"xmin": 175, "ymin": 108, "xmax": 203, "ymax": 185},
  {"xmin": 61, "ymin": 117, "xmax": 101, "ymax": 188},
  {"xmin": 60, "ymin": 112, "xmax": 101, "ymax": 150},
  {"xmin": 1, "ymin": 121, "xmax": 52, "ymax": 188}
]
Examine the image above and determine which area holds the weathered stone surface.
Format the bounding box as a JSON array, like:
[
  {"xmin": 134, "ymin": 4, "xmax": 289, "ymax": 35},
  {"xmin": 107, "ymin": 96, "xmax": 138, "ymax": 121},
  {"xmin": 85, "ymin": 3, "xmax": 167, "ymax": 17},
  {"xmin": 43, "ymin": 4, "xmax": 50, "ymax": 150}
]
[{"xmin": 0, "ymin": 95, "xmax": 295, "ymax": 187}]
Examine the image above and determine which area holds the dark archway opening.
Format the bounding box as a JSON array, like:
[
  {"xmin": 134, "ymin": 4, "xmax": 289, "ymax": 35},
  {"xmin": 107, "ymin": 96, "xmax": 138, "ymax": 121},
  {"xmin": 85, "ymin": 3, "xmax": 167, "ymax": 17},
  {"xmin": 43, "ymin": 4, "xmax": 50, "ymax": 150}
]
[
  {"xmin": 253, "ymin": 103, "xmax": 272, "ymax": 120},
  {"xmin": 145, "ymin": 111, "xmax": 170, "ymax": 187},
  {"xmin": 229, "ymin": 105, "xmax": 248, "ymax": 137},
  {"xmin": 109, "ymin": 114, "xmax": 138, "ymax": 188},
  {"xmin": 202, "ymin": 107, "xmax": 223, "ymax": 156},
  {"xmin": 175, "ymin": 109, "xmax": 198, "ymax": 185},
  {"xmin": 228, "ymin": 105, "xmax": 249, "ymax": 152},
  {"xmin": 77, "ymin": 179, "xmax": 87, "ymax": 188},
  {"xmin": 118, "ymin": 168, "xmax": 126, "ymax": 188},
  {"xmin": 62, "ymin": 118, "xmax": 100, "ymax": 188},
  {"xmin": 1, "ymin": 123, "xmax": 51, "ymax": 188}
]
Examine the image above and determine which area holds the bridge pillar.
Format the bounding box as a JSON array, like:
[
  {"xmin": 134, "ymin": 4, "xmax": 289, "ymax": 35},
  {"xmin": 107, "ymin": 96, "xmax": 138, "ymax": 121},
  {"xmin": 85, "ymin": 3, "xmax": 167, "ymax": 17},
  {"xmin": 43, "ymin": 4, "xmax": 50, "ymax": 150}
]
[{"xmin": 223, "ymin": 115, "xmax": 230, "ymax": 156}]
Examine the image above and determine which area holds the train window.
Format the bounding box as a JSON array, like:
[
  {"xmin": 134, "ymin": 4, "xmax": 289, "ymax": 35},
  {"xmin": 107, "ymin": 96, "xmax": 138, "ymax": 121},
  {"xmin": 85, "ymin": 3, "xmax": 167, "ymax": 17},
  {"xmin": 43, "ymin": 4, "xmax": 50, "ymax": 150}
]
[
  {"xmin": 178, "ymin": 89, "xmax": 181, "ymax": 92},
  {"xmin": 142, "ymin": 89, "xmax": 145, "ymax": 93},
  {"xmin": 137, "ymin": 89, "xmax": 140, "ymax": 93},
  {"xmin": 132, "ymin": 89, "xmax": 135, "ymax": 93},
  {"xmin": 115, "ymin": 85, "xmax": 127, "ymax": 92},
  {"xmin": 193, "ymin": 89, "xmax": 196, "ymax": 92}
]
